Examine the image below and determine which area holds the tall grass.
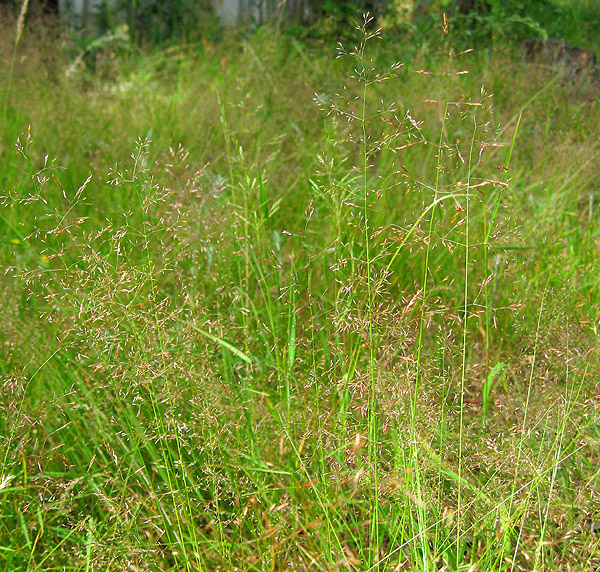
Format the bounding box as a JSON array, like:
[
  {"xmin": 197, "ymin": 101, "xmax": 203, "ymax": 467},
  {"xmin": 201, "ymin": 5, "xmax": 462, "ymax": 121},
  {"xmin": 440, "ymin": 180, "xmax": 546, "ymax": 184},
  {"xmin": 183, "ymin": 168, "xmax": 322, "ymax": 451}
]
[
  {"xmin": 0, "ymin": 11, "xmax": 599, "ymax": 572},
  {"xmin": 1, "ymin": 0, "xmax": 29, "ymax": 140}
]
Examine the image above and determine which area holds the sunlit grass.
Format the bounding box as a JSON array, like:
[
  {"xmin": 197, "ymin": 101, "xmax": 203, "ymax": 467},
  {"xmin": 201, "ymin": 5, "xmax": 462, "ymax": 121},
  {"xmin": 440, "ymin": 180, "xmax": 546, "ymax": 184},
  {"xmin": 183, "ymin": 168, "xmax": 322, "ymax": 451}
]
[{"xmin": 0, "ymin": 9, "xmax": 599, "ymax": 572}]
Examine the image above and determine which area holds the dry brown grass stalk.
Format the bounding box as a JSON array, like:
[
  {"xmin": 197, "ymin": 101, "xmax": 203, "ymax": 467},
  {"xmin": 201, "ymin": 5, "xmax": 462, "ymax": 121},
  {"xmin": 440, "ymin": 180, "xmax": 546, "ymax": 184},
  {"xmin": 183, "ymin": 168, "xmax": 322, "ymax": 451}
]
[{"xmin": 15, "ymin": 0, "xmax": 29, "ymax": 47}]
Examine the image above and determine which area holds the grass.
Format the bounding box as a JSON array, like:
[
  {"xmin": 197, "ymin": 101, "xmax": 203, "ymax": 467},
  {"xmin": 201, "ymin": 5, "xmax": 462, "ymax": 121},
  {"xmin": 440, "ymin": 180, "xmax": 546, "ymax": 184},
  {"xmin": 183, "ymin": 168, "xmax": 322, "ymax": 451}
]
[{"xmin": 1, "ymin": 6, "xmax": 600, "ymax": 572}]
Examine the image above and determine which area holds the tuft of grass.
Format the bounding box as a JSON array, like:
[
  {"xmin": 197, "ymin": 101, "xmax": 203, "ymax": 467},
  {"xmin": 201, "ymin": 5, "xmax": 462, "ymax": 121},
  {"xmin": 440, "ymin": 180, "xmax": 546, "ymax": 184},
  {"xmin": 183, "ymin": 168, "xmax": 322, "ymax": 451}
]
[{"xmin": 1, "ymin": 10, "xmax": 599, "ymax": 572}]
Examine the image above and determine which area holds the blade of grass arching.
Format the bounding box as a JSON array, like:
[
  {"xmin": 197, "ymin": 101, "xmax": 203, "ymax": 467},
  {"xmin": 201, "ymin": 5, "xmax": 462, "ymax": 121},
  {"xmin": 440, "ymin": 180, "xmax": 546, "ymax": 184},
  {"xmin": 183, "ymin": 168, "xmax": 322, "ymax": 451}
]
[
  {"xmin": 385, "ymin": 191, "xmax": 470, "ymax": 277},
  {"xmin": 183, "ymin": 320, "xmax": 254, "ymax": 365},
  {"xmin": 481, "ymin": 362, "xmax": 505, "ymax": 419}
]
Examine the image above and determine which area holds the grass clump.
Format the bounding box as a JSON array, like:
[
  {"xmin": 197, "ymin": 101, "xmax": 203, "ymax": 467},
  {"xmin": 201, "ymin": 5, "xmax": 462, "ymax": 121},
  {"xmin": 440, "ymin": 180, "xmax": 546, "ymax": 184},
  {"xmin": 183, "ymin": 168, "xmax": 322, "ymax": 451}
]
[{"xmin": 1, "ymin": 8, "xmax": 599, "ymax": 572}]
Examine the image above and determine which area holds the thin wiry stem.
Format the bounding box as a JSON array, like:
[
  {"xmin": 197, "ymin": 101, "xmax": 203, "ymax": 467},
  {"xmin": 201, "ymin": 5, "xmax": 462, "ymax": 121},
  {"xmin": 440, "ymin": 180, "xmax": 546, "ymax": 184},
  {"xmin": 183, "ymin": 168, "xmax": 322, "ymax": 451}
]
[{"xmin": 457, "ymin": 113, "xmax": 477, "ymax": 563}]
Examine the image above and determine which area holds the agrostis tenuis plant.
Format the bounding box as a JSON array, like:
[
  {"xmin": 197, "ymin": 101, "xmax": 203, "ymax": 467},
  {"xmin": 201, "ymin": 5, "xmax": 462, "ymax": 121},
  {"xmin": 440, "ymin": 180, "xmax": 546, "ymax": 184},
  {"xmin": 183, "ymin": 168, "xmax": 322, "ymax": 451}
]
[{"xmin": 1, "ymin": 8, "xmax": 599, "ymax": 572}]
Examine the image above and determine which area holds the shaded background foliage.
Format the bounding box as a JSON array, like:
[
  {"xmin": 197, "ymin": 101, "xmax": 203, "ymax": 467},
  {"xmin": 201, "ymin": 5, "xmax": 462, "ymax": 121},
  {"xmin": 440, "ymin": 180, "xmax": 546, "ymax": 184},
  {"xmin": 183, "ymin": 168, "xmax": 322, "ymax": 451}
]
[{"xmin": 1, "ymin": 0, "xmax": 598, "ymax": 46}]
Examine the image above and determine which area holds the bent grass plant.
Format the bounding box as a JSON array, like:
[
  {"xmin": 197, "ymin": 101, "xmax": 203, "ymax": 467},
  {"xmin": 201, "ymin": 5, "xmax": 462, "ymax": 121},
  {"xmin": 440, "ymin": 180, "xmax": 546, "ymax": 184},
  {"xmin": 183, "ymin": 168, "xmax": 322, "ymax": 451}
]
[
  {"xmin": 1, "ymin": 12, "xmax": 599, "ymax": 572},
  {"xmin": 1, "ymin": 0, "xmax": 29, "ymax": 141}
]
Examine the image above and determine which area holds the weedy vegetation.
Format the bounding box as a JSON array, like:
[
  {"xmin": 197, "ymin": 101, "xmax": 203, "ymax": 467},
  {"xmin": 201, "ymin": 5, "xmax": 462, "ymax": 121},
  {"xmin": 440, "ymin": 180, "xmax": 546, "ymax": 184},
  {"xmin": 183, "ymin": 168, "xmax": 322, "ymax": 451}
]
[{"xmin": 1, "ymin": 2, "xmax": 599, "ymax": 571}]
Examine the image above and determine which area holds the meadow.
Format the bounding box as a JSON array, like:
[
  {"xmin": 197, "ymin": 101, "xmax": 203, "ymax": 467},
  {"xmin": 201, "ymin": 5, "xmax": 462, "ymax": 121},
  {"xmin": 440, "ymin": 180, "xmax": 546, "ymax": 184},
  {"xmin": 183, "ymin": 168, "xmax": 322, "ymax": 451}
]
[{"xmin": 1, "ymin": 4, "xmax": 599, "ymax": 571}]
